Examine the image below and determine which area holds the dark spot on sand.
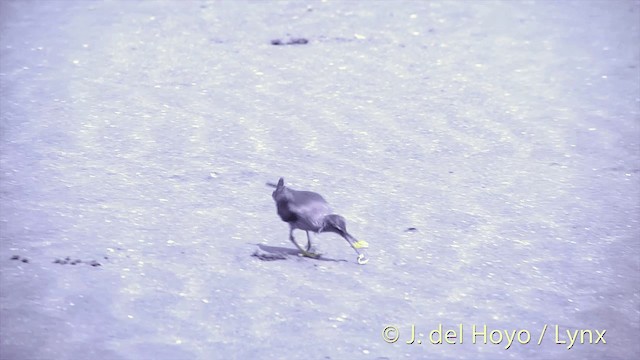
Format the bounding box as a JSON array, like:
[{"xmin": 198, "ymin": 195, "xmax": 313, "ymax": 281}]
[
  {"xmin": 405, "ymin": 227, "xmax": 418, "ymax": 232},
  {"xmin": 9, "ymin": 255, "xmax": 29, "ymax": 263},
  {"xmin": 289, "ymin": 38, "xmax": 308, "ymax": 45},
  {"xmin": 54, "ymin": 257, "xmax": 100, "ymax": 267},
  {"xmin": 271, "ymin": 37, "xmax": 309, "ymax": 46}
]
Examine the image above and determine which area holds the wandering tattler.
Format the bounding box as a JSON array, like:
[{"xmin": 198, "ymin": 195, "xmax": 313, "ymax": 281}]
[{"xmin": 268, "ymin": 178, "xmax": 369, "ymax": 265}]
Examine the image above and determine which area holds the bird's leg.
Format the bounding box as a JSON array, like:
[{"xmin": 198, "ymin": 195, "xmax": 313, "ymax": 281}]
[
  {"xmin": 304, "ymin": 232, "xmax": 321, "ymax": 256},
  {"xmin": 305, "ymin": 231, "xmax": 314, "ymax": 252},
  {"xmin": 289, "ymin": 227, "xmax": 303, "ymax": 251},
  {"xmin": 289, "ymin": 228, "xmax": 319, "ymax": 258}
]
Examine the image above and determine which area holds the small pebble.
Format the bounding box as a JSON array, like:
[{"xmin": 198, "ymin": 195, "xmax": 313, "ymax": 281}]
[
  {"xmin": 21, "ymin": 258, "xmax": 29, "ymax": 263},
  {"xmin": 10, "ymin": 255, "xmax": 20, "ymax": 260}
]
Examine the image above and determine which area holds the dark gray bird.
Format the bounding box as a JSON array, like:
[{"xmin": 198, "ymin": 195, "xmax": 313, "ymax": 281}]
[{"xmin": 268, "ymin": 177, "xmax": 369, "ymax": 265}]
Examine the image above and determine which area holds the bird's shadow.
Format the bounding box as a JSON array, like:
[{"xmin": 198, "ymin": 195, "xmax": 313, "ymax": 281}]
[{"xmin": 251, "ymin": 243, "xmax": 347, "ymax": 263}]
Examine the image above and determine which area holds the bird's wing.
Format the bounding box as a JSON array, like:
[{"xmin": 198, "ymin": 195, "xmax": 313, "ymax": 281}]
[{"xmin": 286, "ymin": 191, "xmax": 332, "ymax": 226}]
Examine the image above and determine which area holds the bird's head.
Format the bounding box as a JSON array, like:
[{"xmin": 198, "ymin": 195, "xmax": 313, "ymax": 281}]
[
  {"xmin": 321, "ymin": 214, "xmax": 348, "ymax": 235},
  {"xmin": 271, "ymin": 177, "xmax": 287, "ymax": 201}
]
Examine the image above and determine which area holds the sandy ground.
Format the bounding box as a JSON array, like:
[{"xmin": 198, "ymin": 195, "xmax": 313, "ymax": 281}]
[{"xmin": 1, "ymin": 1, "xmax": 639, "ymax": 359}]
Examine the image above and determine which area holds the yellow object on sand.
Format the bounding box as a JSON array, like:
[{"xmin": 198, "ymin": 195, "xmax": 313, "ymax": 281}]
[{"xmin": 353, "ymin": 240, "xmax": 369, "ymax": 249}]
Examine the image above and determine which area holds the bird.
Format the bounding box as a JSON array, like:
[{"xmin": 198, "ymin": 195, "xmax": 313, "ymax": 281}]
[{"xmin": 268, "ymin": 177, "xmax": 369, "ymax": 265}]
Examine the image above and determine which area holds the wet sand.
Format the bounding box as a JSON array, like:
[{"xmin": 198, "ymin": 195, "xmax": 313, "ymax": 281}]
[{"xmin": 1, "ymin": 1, "xmax": 638, "ymax": 359}]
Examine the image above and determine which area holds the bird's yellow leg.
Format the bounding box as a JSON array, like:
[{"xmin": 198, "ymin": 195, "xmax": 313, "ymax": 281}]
[
  {"xmin": 302, "ymin": 251, "xmax": 320, "ymax": 259},
  {"xmin": 305, "ymin": 231, "xmax": 314, "ymax": 252},
  {"xmin": 290, "ymin": 230, "xmax": 320, "ymax": 258}
]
